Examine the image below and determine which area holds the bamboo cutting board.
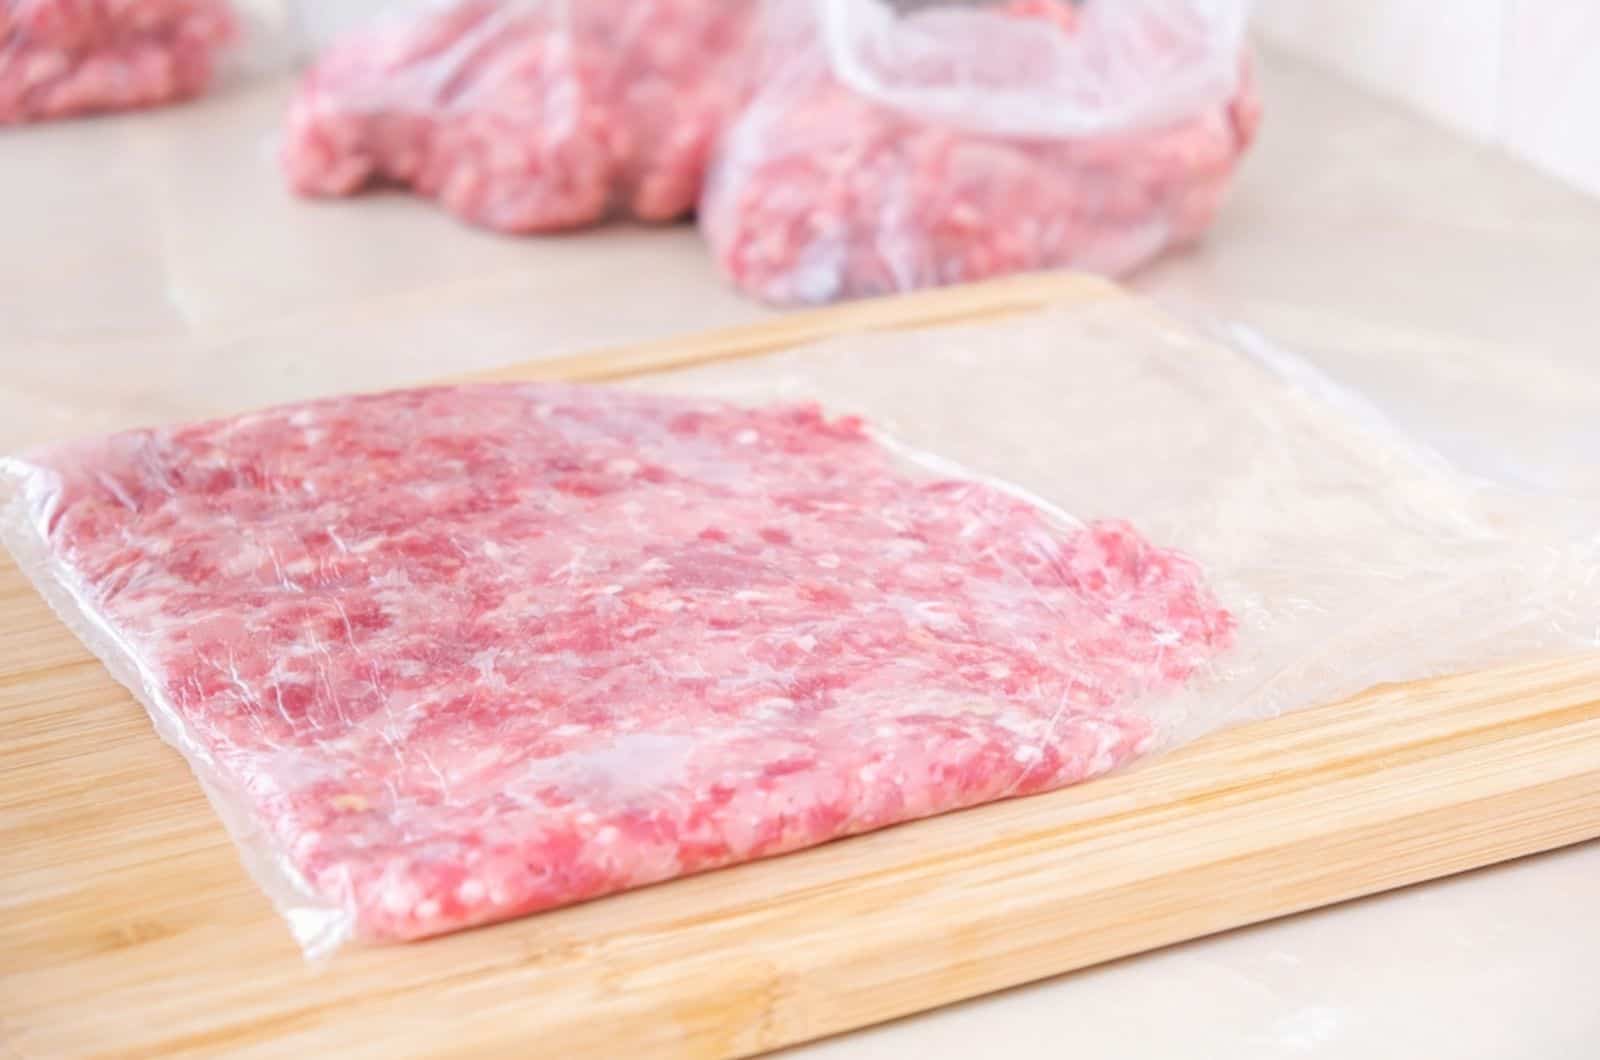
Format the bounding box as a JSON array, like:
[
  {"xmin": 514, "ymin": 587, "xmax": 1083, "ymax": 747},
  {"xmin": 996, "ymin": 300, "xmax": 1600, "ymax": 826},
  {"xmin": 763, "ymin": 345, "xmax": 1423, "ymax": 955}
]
[{"xmin": 3, "ymin": 273, "xmax": 1599, "ymax": 1060}]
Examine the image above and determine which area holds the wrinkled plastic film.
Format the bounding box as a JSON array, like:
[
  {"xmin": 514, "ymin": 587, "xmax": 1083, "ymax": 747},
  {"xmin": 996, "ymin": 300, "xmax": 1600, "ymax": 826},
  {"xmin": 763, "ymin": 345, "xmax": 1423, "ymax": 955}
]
[
  {"xmin": 820, "ymin": 0, "xmax": 1249, "ymax": 138},
  {"xmin": 633, "ymin": 298, "xmax": 1600, "ymax": 745},
  {"xmin": 0, "ymin": 453, "xmax": 356, "ymax": 951},
  {"xmin": 701, "ymin": 0, "xmax": 1260, "ymax": 304},
  {"xmin": 279, "ymin": 0, "xmax": 758, "ymax": 231},
  {"xmin": 1225, "ymin": 320, "xmax": 1600, "ymax": 501},
  {"xmin": 5, "ymin": 300, "xmax": 1597, "ymax": 957}
]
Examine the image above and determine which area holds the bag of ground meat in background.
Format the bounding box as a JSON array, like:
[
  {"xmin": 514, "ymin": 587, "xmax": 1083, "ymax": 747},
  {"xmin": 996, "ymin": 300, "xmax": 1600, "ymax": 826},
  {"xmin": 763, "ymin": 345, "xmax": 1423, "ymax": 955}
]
[
  {"xmin": 0, "ymin": 0, "xmax": 242, "ymax": 123},
  {"xmin": 701, "ymin": 0, "xmax": 1259, "ymax": 304},
  {"xmin": 280, "ymin": 0, "xmax": 757, "ymax": 233}
]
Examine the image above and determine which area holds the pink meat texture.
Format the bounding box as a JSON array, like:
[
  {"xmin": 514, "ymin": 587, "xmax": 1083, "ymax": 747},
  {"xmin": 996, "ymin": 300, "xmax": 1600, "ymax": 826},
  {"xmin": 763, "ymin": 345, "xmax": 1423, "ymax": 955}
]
[
  {"xmin": 0, "ymin": 0, "xmax": 235, "ymax": 124},
  {"xmin": 281, "ymin": 0, "xmax": 755, "ymax": 231},
  {"xmin": 702, "ymin": 0, "xmax": 1262, "ymax": 303},
  {"xmin": 7, "ymin": 384, "xmax": 1232, "ymax": 943}
]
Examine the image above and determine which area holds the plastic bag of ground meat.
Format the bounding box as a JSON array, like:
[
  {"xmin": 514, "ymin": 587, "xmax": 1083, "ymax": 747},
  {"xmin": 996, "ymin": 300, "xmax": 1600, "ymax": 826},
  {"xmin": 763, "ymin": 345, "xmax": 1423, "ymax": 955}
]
[
  {"xmin": 4, "ymin": 299, "xmax": 1597, "ymax": 956},
  {"xmin": 280, "ymin": 0, "xmax": 757, "ymax": 232},
  {"xmin": 0, "ymin": 0, "xmax": 241, "ymax": 122},
  {"xmin": 701, "ymin": 0, "xmax": 1260, "ymax": 303}
]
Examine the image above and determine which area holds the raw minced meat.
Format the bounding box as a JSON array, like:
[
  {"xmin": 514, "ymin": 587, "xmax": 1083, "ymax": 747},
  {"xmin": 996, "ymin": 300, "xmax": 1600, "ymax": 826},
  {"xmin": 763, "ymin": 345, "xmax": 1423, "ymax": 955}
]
[
  {"xmin": 280, "ymin": 0, "xmax": 755, "ymax": 231},
  {"xmin": 0, "ymin": 0, "xmax": 236, "ymax": 124},
  {"xmin": 1, "ymin": 383, "xmax": 1233, "ymax": 943},
  {"xmin": 702, "ymin": 0, "xmax": 1260, "ymax": 302}
]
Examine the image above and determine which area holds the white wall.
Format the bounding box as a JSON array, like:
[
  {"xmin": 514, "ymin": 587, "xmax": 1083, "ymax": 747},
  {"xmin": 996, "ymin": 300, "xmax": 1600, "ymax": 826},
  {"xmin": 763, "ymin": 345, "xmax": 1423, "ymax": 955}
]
[{"xmin": 1256, "ymin": 0, "xmax": 1600, "ymax": 199}]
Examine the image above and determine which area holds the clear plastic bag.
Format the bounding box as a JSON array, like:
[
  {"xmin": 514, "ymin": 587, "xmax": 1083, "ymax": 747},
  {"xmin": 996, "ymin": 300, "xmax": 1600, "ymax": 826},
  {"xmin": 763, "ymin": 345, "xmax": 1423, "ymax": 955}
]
[
  {"xmin": 1222, "ymin": 320, "xmax": 1600, "ymax": 500},
  {"xmin": 1, "ymin": 0, "xmax": 241, "ymax": 123},
  {"xmin": 279, "ymin": 0, "xmax": 757, "ymax": 232},
  {"xmin": 4, "ymin": 298, "xmax": 1596, "ymax": 957},
  {"xmin": 642, "ymin": 299, "xmax": 1600, "ymax": 740},
  {"xmin": 701, "ymin": 0, "xmax": 1260, "ymax": 303}
]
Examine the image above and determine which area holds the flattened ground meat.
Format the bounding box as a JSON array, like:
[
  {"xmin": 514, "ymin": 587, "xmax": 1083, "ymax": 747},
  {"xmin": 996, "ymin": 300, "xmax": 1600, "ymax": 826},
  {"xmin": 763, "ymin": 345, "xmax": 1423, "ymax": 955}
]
[{"xmin": 5, "ymin": 383, "xmax": 1232, "ymax": 941}]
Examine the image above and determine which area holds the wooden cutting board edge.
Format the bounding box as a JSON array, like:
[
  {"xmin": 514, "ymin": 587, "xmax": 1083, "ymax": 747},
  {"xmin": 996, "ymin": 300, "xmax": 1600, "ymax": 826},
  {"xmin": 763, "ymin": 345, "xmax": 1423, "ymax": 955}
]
[
  {"xmin": 3, "ymin": 271, "xmax": 1598, "ymax": 1060},
  {"xmin": 454, "ymin": 270, "xmax": 1125, "ymax": 385}
]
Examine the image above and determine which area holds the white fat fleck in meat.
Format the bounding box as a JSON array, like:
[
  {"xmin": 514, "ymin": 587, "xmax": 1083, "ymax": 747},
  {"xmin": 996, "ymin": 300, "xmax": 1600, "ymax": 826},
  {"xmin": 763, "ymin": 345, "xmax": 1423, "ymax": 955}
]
[
  {"xmin": 284, "ymin": 556, "xmax": 319, "ymax": 577},
  {"xmin": 469, "ymin": 649, "xmax": 509, "ymax": 691},
  {"xmin": 552, "ymin": 546, "xmax": 591, "ymax": 583},
  {"xmin": 958, "ymin": 519, "xmax": 988, "ymax": 540},
  {"xmin": 888, "ymin": 596, "xmax": 962, "ymax": 632},
  {"xmin": 885, "ymin": 538, "xmax": 926, "ymax": 560},
  {"xmin": 380, "ymin": 886, "xmax": 416, "ymax": 916}
]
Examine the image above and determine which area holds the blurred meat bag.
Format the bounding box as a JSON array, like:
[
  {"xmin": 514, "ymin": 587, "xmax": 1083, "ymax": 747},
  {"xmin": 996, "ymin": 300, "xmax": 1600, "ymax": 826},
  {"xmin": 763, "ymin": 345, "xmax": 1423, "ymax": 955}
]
[
  {"xmin": 1, "ymin": 0, "xmax": 238, "ymax": 123},
  {"xmin": 701, "ymin": 0, "xmax": 1259, "ymax": 303},
  {"xmin": 280, "ymin": 0, "xmax": 757, "ymax": 232}
]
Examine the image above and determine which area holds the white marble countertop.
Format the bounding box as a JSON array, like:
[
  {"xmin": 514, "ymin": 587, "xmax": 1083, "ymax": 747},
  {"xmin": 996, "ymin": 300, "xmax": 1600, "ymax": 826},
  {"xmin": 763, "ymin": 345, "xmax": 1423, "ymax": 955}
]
[{"xmin": 2, "ymin": 44, "xmax": 1596, "ymax": 1059}]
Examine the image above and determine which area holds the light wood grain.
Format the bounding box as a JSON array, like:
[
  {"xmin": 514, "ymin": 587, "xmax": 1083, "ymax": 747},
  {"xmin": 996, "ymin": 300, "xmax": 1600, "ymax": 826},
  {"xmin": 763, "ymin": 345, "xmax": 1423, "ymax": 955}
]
[
  {"xmin": 2, "ymin": 272, "xmax": 1598, "ymax": 1060},
  {"xmin": 452, "ymin": 270, "xmax": 1121, "ymax": 384}
]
